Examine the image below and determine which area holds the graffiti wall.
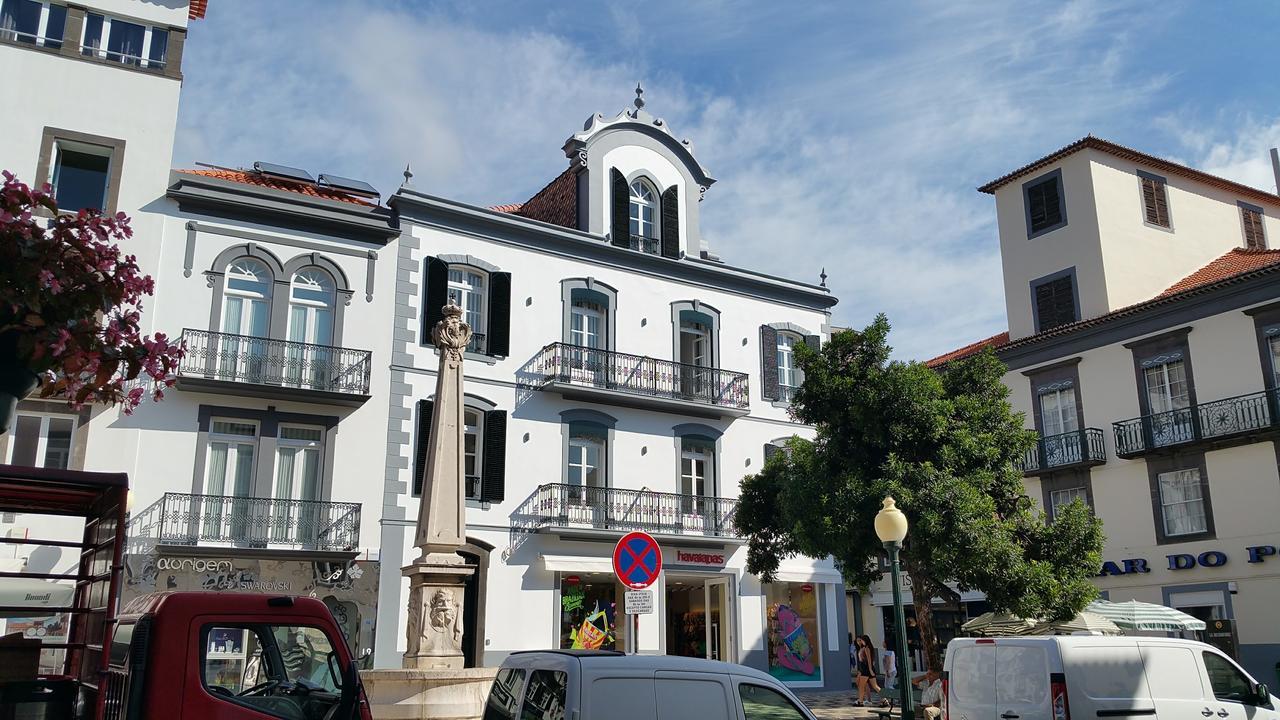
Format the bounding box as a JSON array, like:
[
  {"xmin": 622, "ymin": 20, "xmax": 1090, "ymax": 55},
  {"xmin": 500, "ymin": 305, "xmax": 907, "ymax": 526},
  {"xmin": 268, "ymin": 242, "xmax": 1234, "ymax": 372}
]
[{"xmin": 123, "ymin": 552, "xmax": 379, "ymax": 662}]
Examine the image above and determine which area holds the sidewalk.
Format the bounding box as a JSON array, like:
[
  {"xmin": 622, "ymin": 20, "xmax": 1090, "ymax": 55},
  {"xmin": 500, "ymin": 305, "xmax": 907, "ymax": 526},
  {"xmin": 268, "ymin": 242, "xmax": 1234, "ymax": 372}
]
[{"xmin": 797, "ymin": 691, "xmax": 902, "ymax": 720}]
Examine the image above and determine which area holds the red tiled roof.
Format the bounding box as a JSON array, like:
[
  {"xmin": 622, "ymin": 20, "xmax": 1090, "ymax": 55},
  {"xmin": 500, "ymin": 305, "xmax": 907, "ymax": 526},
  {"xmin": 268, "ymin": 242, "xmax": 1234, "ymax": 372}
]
[
  {"xmin": 928, "ymin": 248, "xmax": 1280, "ymax": 367},
  {"xmin": 176, "ymin": 168, "xmax": 375, "ymax": 206},
  {"xmin": 489, "ymin": 203, "xmax": 524, "ymax": 214},
  {"xmin": 507, "ymin": 167, "xmax": 578, "ymax": 229},
  {"xmin": 189, "ymin": 0, "xmax": 208, "ymax": 20},
  {"xmin": 978, "ymin": 136, "xmax": 1280, "ymax": 207},
  {"xmin": 924, "ymin": 331, "xmax": 1010, "ymax": 368},
  {"xmin": 1157, "ymin": 248, "xmax": 1280, "ymax": 298}
]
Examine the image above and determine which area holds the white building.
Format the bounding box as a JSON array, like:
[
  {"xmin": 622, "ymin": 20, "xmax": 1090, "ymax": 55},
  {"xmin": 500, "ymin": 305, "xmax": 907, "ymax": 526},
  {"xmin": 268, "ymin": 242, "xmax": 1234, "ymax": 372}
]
[
  {"xmin": 376, "ymin": 93, "xmax": 851, "ymax": 690},
  {"xmin": 0, "ymin": 0, "xmax": 399, "ymax": 663},
  {"xmin": 859, "ymin": 137, "xmax": 1280, "ymax": 682}
]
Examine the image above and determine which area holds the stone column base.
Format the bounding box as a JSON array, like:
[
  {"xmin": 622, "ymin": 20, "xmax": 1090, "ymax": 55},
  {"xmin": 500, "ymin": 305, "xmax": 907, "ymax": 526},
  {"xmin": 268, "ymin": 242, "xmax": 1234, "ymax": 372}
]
[
  {"xmin": 361, "ymin": 667, "xmax": 498, "ymax": 720},
  {"xmin": 402, "ymin": 555, "xmax": 474, "ymax": 670}
]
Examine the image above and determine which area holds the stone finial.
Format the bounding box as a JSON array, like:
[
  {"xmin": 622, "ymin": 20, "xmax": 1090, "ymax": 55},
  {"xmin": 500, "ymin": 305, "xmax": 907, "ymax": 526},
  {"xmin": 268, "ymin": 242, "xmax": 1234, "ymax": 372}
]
[
  {"xmin": 820, "ymin": 267, "xmax": 828, "ymax": 287},
  {"xmin": 431, "ymin": 300, "xmax": 473, "ymax": 360},
  {"xmin": 633, "ymin": 82, "xmax": 645, "ymax": 114},
  {"xmin": 403, "ymin": 163, "xmax": 414, "ymax": 186}
]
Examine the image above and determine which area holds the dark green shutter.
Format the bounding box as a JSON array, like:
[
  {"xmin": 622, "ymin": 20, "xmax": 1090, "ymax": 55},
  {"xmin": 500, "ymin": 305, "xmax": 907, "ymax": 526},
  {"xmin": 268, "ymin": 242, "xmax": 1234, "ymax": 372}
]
[
  {"xmin": 611, "ymin": 169, "xmax": 630, "ymax": 248},
  {"xmin": 764, "ymin": 443, "xmax": 782, "ymax": 463},
  {"xmin": 760, "ymin": 325, "xmax": 779, "ymax": 401},
  {"xmin": 412, "ymin": 399, "xmax": 434, "ymax": 496},
  {"xmin": 422, "ymin": 257, "xmax": 449, "ymax": 343},
  {"xmin": 1034, "ymin": 276, "xmax": 1076, "ymax": 332},
  {"xmin": 804, "ymin": 335, "xmax": 821, "ymax": 352},
  {"xmin": 487, "ymin": 272, "xmax": 511, "ymax": 357},
  {"xmin": 481, "ymin": 410, "xmax": 507, "ymax": 503},
  {"xmin": 661, "ymin": 185, "xmax": 680, "ymax": 259}
]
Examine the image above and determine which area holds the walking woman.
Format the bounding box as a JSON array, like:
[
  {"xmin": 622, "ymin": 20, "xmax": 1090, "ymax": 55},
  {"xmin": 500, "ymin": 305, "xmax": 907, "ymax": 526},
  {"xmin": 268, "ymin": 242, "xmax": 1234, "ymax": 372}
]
[{"xmin": 858, "ymin": 634, "xmax": 886, "ymax": 706}]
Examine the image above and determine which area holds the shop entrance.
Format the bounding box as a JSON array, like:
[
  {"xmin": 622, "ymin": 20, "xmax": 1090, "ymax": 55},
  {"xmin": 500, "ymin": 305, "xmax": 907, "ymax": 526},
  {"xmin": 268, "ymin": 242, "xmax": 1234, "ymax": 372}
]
[{"xmin": 665, "ymin": 574, "xmax": 732, "ymax": 661}]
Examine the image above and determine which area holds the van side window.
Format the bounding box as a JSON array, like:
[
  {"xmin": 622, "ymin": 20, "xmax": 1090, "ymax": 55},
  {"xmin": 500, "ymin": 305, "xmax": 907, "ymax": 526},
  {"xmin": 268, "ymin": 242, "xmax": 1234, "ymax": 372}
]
[
  {"xmin": 520, "ymin": 670, "xmax": 567, "ymax": 720},
  {"xmin": 1202, "ymin": 653, "xmax": 1253, "ymax": 704},
  {"xmin": 484, "ymin": 668, "xmax": 527, "ymax": 720},
  {"xmin": 739, "ymin": 683, "xmax": 807, "ymax": 720}
]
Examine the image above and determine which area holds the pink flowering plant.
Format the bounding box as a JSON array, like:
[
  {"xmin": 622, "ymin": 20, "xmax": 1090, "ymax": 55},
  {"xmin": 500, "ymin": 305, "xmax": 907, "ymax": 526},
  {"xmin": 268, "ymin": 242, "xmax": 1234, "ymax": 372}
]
[{"xmin": 0, "ymin": 171, "xmax": 184, "ymax": 413}]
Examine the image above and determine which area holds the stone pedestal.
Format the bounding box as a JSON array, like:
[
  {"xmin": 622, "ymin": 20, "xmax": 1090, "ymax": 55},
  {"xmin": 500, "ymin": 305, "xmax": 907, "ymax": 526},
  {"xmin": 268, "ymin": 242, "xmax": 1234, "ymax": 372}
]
[
  {"xmin": 402, "ymin": 553, "xmax": 474, "ymax": 670},
  {"xmin": 361, "ymin": 667, "xmax": 498, "ymax": 720}
]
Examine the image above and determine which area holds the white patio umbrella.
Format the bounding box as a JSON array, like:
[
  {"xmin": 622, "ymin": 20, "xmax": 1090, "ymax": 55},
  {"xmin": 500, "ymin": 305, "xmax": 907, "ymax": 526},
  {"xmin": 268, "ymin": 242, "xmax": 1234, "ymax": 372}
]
[
  {"xmin": 961, "ymin": 611, "xmax": 1038, "ymax": 637},
  {"xmin": 1030, "ymin": 611, "xmax": 1122, "ymax": 636},
  {"xmin": 0, "ymin": 577, "xmax": 74, "ymax": 618},
  {"xmin": 1086, "ymin": 599, "xmax": 1206, "ymax": 632}
]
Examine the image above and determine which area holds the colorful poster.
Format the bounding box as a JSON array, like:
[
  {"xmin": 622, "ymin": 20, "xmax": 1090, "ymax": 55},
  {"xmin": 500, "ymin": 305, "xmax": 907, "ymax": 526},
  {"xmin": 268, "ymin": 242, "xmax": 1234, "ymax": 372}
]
[{"xmin": 765, "ymin": 582, "xmax": 822, "ymax": 682}]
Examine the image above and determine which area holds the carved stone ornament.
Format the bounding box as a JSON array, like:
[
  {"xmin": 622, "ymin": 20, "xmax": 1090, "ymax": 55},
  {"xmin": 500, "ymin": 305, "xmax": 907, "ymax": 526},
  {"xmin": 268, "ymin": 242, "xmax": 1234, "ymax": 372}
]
[
  {"xmin": 406, "ymin": 585, "xmax": 464, "ymax": 658},
  {"xmin": 431, "ymin": 301, "xmax": 473, "ymax": 362}
]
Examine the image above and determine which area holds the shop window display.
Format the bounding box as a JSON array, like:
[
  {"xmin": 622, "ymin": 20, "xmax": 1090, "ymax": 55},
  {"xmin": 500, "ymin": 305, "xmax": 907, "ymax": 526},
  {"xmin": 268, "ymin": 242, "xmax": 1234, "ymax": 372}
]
[
  {"xmin": 559, "ymin": 575, "xmax": 622, "ymax": 651},
  {"xmin": 765, "ymin": 582, "xmax": 821, "ymax": 682}
]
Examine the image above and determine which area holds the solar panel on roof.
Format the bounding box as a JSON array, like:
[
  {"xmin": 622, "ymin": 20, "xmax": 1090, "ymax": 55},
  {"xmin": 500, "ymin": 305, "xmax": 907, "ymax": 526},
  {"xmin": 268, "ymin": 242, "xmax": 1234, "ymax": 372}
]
[
  {"xmin": 253, "ymin": 161, "xmax": 314, "ymax": 183},
  {"xmin": 317, "ymin": 173, "xmax": 379, "ymax": 198}
]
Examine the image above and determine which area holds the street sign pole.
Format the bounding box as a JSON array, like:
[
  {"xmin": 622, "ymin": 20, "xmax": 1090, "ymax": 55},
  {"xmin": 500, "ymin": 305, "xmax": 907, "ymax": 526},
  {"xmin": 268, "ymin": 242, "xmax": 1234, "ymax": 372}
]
[{"xmin": 613, "ymin": 531, "xmax": 662, "ymax": 657}]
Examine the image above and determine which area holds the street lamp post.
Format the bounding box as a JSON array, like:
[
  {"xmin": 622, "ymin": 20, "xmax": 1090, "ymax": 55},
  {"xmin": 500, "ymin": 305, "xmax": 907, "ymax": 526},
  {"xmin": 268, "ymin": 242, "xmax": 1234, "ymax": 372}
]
[{"xmin": 875, "ymin": 497, "xmax": 912, "ymax": 718}]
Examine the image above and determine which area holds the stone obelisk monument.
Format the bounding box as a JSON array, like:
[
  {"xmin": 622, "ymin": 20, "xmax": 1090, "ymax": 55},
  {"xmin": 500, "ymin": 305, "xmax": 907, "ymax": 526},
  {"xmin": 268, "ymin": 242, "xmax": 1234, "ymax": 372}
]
[{"xmin": 403, "ymin": 300, "xmax": 476, "ymax": 670}]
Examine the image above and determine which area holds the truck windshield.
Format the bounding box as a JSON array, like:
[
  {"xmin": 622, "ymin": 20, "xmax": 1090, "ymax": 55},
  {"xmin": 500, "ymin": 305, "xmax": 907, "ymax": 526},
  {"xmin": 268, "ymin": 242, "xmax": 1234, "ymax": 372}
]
[{"xmin": 204, "ymin": 624, "xmax": 341, "ymax": 697}]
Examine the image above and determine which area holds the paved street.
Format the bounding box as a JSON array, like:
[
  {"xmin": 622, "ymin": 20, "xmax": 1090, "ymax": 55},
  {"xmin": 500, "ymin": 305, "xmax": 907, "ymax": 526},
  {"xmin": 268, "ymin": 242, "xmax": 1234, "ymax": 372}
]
[{"xmin": 797, "ymin": 691, "xmax": 901, "ymax": 720}]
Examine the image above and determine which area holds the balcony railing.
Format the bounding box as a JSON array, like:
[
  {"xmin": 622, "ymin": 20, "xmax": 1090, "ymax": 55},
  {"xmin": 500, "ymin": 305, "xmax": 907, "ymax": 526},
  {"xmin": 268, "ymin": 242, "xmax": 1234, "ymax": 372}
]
[
  {"xmin": 1017, "ymin": 428, "xmax": 1107, "ymax": 474},
  {"xmin": 629, "ymin": 234, "xmax": 661, "ymax": 255},
  {"xmin": 1113, "ymin": 388, "xmax": 1278, "ymax": 457},
  {"xmin": 528, "ymin": 342, "xmax": 750, "ymax": 411},
  {"xmin": 510, "ymin": 484, "xmax": 740, "ymax": 543},
  {"xmin": 467, "ymin": 332, "xmax": 487, "ymax": 355},
  {"xmin": 127, "ymin": 492, "xmax": 361, "ymax": 552},
  {"xmin": 178, "ymin": 328, "xmax": 372, "ymax": 396}
]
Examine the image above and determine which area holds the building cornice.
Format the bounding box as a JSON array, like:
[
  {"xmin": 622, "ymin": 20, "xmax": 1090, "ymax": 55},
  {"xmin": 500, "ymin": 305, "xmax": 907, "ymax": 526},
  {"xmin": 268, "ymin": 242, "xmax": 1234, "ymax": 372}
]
[{"xmin": 390, "ymin": 188, "xmax": 838, "ymax": 311}]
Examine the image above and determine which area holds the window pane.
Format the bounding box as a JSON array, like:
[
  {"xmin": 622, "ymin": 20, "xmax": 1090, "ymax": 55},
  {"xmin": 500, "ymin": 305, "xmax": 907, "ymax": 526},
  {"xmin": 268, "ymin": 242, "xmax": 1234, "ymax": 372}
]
[
  {"xmin": 43, "ymin": 417, "xmax": 74, "ymax": 469},
  {"xmin": 485, "ymin": 668, "xmax": 527, "ymax": 720},
  {"xmin": 1202, "ymin": 652, "xmax": 1253, "ymax": 703},
  {"xmin": 270, "ymin": 626, "xmax": 338, "ymax": 689},
  {"xmin": 52, "ymin": 147, "xmax": 110, "ymax": 213},
  {"xmin": 232, "ymin": 445, "xmax": 255, "ymax": 496},
  {"xmin": 279, "ymin": 426, "xmax": 323, "ymax": 443},
  {"xmin": 1269, "ymin": 334, "xmax": 1280, "ymax": 386},
  {"xmin": 81, "ymin": 12, "xmax": 102, "ymax": 54},
  {"xmin": 206, "ymin": 443, "xmax": 229, "ymax": 495},
  {"xmin": 44, "ymin": 3, "xmax": 64, "ymax": 46},
  {"xmin": 9, "ymin": 415, "xmax": 41, "ymax": 466},
  {"xmin": 212, "ymin": 420, "xmax": 257, "ymax": 437},
  {"xmin": 0, "ymin": 0, "xmax": 41, "ymax": 43},
  {"xmin": 147, "ymin": 26, "xmax": 166, "ymax": 65},
  {"xmin": 519, "ymin": 669, "xmax": 567, "ymax": 720},
  {"xmin": 106, "ymin": 17, "xmax": 145, "ymax": 64},
  {"xmin": 739, "ymin": 684, "xmax": 808, "ymax": 720}
]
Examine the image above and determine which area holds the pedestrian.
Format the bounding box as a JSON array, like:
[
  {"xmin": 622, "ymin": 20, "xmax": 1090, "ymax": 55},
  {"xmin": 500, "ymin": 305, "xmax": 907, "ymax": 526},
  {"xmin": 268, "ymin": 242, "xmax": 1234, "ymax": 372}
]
[
  {"xmin": 859, "ymin": 634, "xmax": 887, "ymax": 707},
  {"xmin": 851, "ymin": 636, "xmax": 868, "ymax": 705},
  {"xmin": 881, "ymin": 637, "xmax": 897, "ymax": 691}
]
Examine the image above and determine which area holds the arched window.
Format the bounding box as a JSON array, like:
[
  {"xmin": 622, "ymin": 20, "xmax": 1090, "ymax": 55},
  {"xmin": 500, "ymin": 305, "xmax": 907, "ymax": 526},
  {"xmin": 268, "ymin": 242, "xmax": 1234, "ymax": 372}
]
[
  {"xmin": 776, "ymin": 331, "xmax": 803, "ymax": 402},
  {"xmin": 222, "ymin": 258, "xmax": 272, "ymax": 337},
  {"xmin": 448, "ymin": 267, "xmax": 487, "ymax": 353},
  {"xmin": 288, "ymin": 268, "xmax": 335, "ymax": 346},
  {"xmin": 629, "ymin": 178, "xmax": 659, "ymax": 253}
]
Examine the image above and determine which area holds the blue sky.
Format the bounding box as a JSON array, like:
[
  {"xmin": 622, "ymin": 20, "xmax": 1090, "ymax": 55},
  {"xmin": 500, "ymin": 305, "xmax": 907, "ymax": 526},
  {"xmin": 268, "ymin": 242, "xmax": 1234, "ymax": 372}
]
[{"xmin": 173, "ymin": 1, "xmax": 1280, "ymax": 361}]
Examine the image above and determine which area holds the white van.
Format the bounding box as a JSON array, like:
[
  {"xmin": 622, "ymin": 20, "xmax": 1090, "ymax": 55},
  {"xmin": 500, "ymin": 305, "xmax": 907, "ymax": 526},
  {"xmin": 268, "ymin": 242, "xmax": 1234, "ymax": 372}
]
[
  {"xmin": 482, "ymin": 649, "xmax": 819, "ymax": 720},
  {"xmin": 943, "ymin": 636, "xmax": 1278, "ymax": 720}
]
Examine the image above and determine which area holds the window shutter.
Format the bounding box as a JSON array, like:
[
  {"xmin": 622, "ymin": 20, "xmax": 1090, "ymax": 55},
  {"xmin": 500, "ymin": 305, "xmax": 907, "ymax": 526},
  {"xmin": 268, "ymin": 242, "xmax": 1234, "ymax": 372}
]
[
  {"xmin": 611, "ymin": 169, "xmax": 630, "ymax": 248},
  {"xmin": 412, "ymin": 399, "xmax": 434, "ymax": 496},
  {"xmin": 487, "ymin": 271, "xmax": 512, "ymax": 357},
  {"xmin": 422, "ymin": 257, "xmax": 449, "ymax": 343},
  {"xmin": 764, "ymin": 443, "xmax": 782, "ymax": 463},
  {"xmin": 1242, "ymin": 207, "xmax": 1266, "ymax": 250},
  {"xmin": 481, "ymin": 410, "xmax": 507, "ymax": 503},
  {"xmin": 1028, "ymin": 178, "xmax": 1063, "ymax": 233},
  {"xmin": 1034, "ymin": 276, "xmax": 1076, "ymax": 332},
  {"xmin": 1141, "ymin": 177, "xmax": 1170, "ymax": 228},
  {"xmin": 760, "ymin": 325, "xmax": 779, "ymax": 401},
  {"xmin": 660, "ymin": 185, "xmax": 680, "ymax": 259},
  {"xmin": 804, "ymin": 335, "xmax": 821, "ymax": 352}
]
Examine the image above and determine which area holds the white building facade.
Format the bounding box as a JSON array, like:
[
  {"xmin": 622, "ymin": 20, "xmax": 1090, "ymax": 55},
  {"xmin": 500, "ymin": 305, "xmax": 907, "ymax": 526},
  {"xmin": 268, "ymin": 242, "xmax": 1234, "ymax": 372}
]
[
  {"xmin": 856, "ymin": 137, "xmax": 1280, "ymax": 683},
  {"xmin": 375, "ymin": 98, "xmax": 852, "ymax": 690}
]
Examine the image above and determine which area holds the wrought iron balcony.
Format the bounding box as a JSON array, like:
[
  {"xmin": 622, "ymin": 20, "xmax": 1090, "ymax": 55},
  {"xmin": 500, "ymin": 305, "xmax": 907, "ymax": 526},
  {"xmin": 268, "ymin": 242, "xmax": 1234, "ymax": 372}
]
[
  {"xmin": 1017, "ymin": 428, "xmax": 1107, "ymax": 475},
  {"xmin": 127, "ymin": 492, "xmax": 361, "ymax": 553},
  {"xmin": 510, "ymin": 483, "xmax": 740, "ymax": 542},
  {"xmin": 629, "ymin": 234, "xmax": 661, "ymax": 255},
  {"xmin": 527, "ymin": 342, "xmax": 750, "ymax": 417},
  {"xmin": 1113, "ymin": 388, "xmax": 1278, "ymax": 458},
  {"xmin": 177, "ymin": 328, "xmax": 372, "ymax": 405}
]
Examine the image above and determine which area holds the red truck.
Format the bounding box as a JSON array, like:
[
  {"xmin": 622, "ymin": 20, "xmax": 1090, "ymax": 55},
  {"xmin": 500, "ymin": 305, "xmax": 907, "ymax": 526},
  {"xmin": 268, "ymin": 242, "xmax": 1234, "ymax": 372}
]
[{"xmin": 0, "ymin": 464, "xmax": 371, "ymax": 720}]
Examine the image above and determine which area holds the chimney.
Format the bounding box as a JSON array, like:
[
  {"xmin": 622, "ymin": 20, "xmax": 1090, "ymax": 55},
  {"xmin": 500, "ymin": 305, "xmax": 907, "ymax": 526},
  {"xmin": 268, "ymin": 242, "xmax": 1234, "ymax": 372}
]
[{"xmin": 1271, "ymin": 148, "xmax": 1280, "ymax": 194}]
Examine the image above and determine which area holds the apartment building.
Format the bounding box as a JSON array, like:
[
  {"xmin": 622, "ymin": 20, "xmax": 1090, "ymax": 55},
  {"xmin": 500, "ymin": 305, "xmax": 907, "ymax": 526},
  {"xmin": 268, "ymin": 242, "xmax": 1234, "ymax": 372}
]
[
  {"xmin": 856, "ymin": 137, "xmax": 1280, "ymax": 682},
  {"xmin": 375, "ymin": 93, "xmax": 850, "ymax": 690}
]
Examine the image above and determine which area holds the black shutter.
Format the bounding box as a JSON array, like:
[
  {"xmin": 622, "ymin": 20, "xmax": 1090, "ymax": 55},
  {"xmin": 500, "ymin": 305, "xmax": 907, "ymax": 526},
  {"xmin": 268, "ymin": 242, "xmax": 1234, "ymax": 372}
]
[
  {"xmin": 1028, "ymin": 178, "xmax": 1062, "ymax": 233},
  {"xmin": 760, "ymin": 325, "xmax": 779, "ymax": 401},
  {"xmin": 481, "ymin": 410, "xmax": 507, "ymax": 503},
  {"xmin": 1034, "ymin": 276, "xmax": 1076, "ymax": 332},
  {"xmin": 412, "ymin": 399, "xmax": 434, "ymax": 496},
  {"xmin": 661, "ymin": 185, "xmax": 680, "ymax": 259},
  {"xmin": 422, "ymin": 257, "xmax": 449, "ymax": 343},
  {"xmin": 487, "ymin": 271, "xmax": 512, "ymax": 357},
  {"xmin": 803, "ymin": 335, "xmax": 821, "ymax": 352},
  {"xmin": 764, "ymin": 443, "xmax": 782, "ymax": 463},
  {"xmin": 611, "ymin": 169, "xmax": 630, "ymax": 248}
]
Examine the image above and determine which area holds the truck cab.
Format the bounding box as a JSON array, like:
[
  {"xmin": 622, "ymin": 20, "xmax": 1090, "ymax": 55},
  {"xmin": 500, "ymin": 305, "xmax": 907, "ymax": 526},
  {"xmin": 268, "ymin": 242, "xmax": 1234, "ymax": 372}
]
[{"xmin": 107, "ymin": 591, "xmax": 370, "ymax": 720}]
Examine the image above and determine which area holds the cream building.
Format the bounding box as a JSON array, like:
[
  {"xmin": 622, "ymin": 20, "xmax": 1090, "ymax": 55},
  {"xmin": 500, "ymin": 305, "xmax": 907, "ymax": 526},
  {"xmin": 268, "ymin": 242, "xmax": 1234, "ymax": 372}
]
[{"xmin": 859, "ymin": 137, "xmax": 1280, "ymax": 683}]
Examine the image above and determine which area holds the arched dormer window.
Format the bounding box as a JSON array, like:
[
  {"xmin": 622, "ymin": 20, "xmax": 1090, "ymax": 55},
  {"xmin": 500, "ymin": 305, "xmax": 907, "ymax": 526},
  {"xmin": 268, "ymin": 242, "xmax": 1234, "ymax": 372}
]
[{"xmin": 628, "ymin": 178, "xmax": 659, "ymax": 254}]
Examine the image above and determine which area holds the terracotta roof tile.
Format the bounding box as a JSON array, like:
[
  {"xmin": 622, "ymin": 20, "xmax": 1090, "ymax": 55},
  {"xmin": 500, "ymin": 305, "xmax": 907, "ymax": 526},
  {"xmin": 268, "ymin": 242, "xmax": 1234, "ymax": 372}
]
[
  {"xmin": 489, "ymin": 203, "xmax": 524, "ymax": 214},
  {"xmin": 189, "ymin": 0, "xmax": 208, "ymax": 20},
  {"xmin": 1157, "ymin": 248, "xmax": 1280, "ymax": 298},
  {"xmin": 511, "ymin": 167, "xmax": 578, "ymax": 229},
  {"xmin": 978, "ymin": 136, "xmax": 1280, "ymax": 207},
  {"xmin": 176, "ymin": 168, "xmax": 375, "ymax": 206},
  {"xmin": 924, "ymin": 331, "xmax": 1010, "ymax": 368}
]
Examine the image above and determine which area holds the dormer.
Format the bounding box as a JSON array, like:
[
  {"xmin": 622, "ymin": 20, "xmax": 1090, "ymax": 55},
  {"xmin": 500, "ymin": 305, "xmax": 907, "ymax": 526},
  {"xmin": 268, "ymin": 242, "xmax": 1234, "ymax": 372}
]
[{"xmin": 564, "ymin": 85, "xmax": 716, "ymax": 259}]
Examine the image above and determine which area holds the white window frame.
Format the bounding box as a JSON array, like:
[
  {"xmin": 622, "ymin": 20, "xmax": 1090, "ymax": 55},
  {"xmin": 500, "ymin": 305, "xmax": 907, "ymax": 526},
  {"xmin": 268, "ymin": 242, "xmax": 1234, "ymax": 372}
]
[
  {"xmin": 80, "ymin": 11, "xmax": 166, "ymax": 69},
  {"xmin": 447, "ymin": 267, "xmax": 487, "ymax": 352},
  {"xmin": 50, "ymin": 137, "xmax": 113, "ymax": 214},
  {"xmin": 680, "ymin": 441, "xmax": 714, "ymax": 499},
  {"xmin": 777, "ymin": 332, "xmax": 802, "ymax": 399},
  {"xmin": 1049, "ymin": 486, "xmax": 1087, "ymax": 520},
  {"xmin": 463, "ymin": 407, "xmax": 484, "ymax": 500},
  {"xmin": 204, "ymin": 418, "xmax": 260, "ymax": 497},
  {"xmin": 569, "ymin": 300, "xmax": 604, "ymax": 350},
  {"xmin": 1144, "ymin": 359, "xmax": 1190, "ymax": 414},
  {"xmin": 3, "ymin": 412, "xmax": 76, "ymax": 469},
  {"xmin": 1157, "ymin": 468, "xmax": 1207, "ymax": 537},
  {"xmin": 222, "ymin": 257, "xmax": 273, "ymax": 336},
  {"xmin": 629, "ymin": 178, "xmax": 658, "ymax": 241},
  {"xmin": 1038, "ymin": 387, "xmax": 1078, "ymax": 437},
  {"xmin": 567, "ymin": 434, "xmax": 605, "ymax": 490},
  {"xmin": 273, "ymin": 424, "xmax": 324, "ymax": 502},
  {"xmin": 0, "ymin": 0, "xmax": 63, "ymax": 47}
]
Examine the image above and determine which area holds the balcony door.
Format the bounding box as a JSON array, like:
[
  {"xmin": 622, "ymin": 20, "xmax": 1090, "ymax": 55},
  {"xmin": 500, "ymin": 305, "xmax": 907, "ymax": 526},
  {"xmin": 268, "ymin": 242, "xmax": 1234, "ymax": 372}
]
[
  {"xmin": 569, "ymin": 301, "xmax": 606, "ymax": 386},
  {"xmin": 272, "ymin": 425, "xmax": 324, "ymax": 545},
  {"xmin": 203, "ymin": 420, "xmax": 259, "ymax": 543},
  {"xmin": 1038, "ymin": 387, "xmax": 1081, "ymax": 466},
  {"xmin": 1144, "ymin": 358, "xmax": 1193, "ymax": 446},
  {"xmin": 566, "ymin": 431, "xmax": 606, "ymax": 525},
  {"xmin": 680, "ymin": 438, "xmax": 714, "ymax": 530},
  {"xmin": 220, "ymin": 259, "xmax": 272, "ymax": 383},
  {"xmin": 286, "ymin": 269, "xmax": 335, "ymax": 390},
  {"xmin": 447, "ymin": 268, "xmax": 486, "ymax": 354},
  {"xmin": 679, "ymin": 320, "xmax": 711, "ymax": 400}
]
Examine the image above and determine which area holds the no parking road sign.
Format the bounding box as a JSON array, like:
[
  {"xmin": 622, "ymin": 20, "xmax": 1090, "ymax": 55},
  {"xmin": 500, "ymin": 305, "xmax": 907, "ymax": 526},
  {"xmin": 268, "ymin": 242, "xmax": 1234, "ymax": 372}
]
[{"xmin": 612, "ymin": 531, "xmax": 662, "ymax": 590}]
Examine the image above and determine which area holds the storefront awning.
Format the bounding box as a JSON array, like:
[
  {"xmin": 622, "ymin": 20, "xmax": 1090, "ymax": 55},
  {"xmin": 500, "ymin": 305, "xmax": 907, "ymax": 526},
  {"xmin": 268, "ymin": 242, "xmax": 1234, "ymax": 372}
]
[
  {"xmin": 869, "ymin": 588, "xmax": 987, "ymax": 606},
  {"xmin": 542, "ymin": 555, "xmax": 614, "ymax": 573},
  {"xmin": 769, "ymin": 568, "xmax": 844, "ymax": 585}
]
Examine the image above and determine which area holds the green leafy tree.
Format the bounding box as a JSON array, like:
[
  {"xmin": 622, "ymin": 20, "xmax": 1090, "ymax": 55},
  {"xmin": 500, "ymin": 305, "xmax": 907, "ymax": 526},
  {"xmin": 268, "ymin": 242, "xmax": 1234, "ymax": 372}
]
[{"xmin": 737, "ymin": 315, "xmax": 1103, "ymax": 671}]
